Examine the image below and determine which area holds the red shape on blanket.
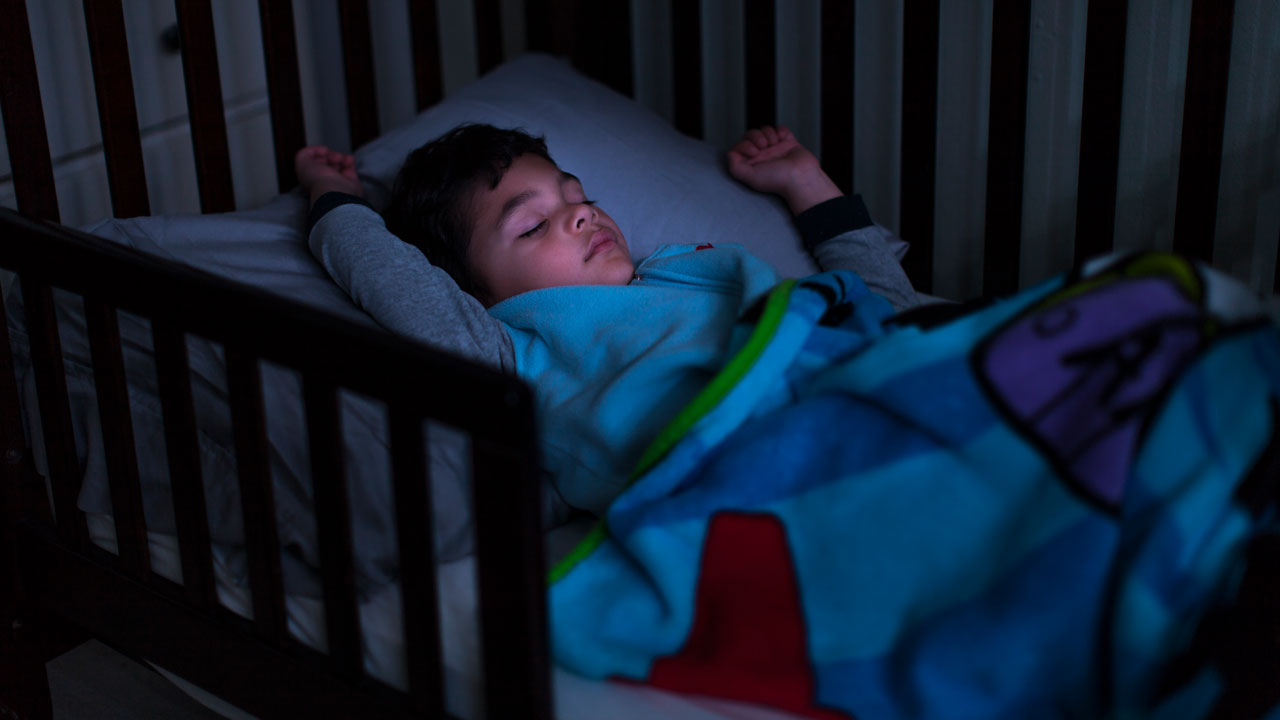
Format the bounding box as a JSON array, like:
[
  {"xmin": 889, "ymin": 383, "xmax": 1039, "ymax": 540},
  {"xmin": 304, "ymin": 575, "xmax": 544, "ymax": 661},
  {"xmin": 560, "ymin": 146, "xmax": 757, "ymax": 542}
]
[{"xmin": 643, "ymin": 511, "xmax": 852, "ymax": 719}]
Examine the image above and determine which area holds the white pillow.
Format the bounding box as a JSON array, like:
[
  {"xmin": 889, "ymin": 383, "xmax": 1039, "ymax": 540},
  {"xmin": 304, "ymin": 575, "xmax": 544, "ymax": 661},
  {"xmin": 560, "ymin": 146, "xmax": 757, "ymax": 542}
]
[{"xmin": 357, "ymin": 53, "xmax": 827, "ymax": 277}]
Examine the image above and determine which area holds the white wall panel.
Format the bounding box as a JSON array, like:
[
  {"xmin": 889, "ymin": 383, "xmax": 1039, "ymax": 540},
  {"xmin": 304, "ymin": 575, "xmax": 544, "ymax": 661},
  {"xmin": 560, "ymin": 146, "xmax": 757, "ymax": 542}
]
[
  {"xmin": 1216, "ymin": 0, "xmax": 1280, "ymax": 291},
  {"xmin": 774, "ymin": 0, "xmax": 822, "ymax": 159},
  {"xmin": 1115, "ymin": 0, "xmax": 1190, "ymax": 257},
  {"xmin": 631, "ymin": 0, "xmax": 675, "ymax": 124},
  {"xmin": 700, "ymin": 0, "xmax": 747, "ymax": 151},
  {"xmin": 1020, "ymin": 0, "xmax": 1087, "ymax": 288},
  {"xmin": 368, "ymin": 0, "xmax": 416, "ymax": 135},
  {"xmin": 934, "ymin": 0, "xmax": 992, "ymax": 300},
  {"xmin": 853, "ymin": 1, "xmax": 902, "ymax": 235}
]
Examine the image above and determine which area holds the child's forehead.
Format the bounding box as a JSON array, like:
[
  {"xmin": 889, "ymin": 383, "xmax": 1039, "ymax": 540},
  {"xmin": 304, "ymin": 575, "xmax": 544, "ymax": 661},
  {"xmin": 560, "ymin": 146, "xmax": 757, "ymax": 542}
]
[
  {"xmin": 509, "ymin": 153, "xmax": 578, "ymax": 184},
  {"xmin": 493, "ymin": 156, "xmax": 583, "ymax": 197},
  {"xmin": 480, "ymin": 156, "xmax": 585, "ymax": 225}
]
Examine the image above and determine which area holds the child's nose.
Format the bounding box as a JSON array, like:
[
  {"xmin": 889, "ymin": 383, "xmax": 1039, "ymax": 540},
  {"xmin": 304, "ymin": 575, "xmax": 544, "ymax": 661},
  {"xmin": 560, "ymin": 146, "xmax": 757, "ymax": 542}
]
[{"xmin": 569, "ymin": 204, "xmax": 595, "ymax": 232}]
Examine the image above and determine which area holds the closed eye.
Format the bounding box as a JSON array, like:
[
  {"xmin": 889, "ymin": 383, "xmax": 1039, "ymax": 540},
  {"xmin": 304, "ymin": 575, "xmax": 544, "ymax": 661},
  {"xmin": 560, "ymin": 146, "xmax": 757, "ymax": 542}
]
[
  {"xmin": 518, "ymin": 200, "xmax": 596, "ymax": 238},
  {"xmin": 519, "ymin": 220, "xmax": 547, "ymax": 238}
]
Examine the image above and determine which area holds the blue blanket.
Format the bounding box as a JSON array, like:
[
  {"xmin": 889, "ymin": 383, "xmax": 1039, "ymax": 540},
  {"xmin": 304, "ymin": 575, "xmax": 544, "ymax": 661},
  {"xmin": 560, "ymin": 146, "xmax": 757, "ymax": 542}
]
[{"xmin": 549, "ymin": 253, "xmax": 1280, "ymax": 719}]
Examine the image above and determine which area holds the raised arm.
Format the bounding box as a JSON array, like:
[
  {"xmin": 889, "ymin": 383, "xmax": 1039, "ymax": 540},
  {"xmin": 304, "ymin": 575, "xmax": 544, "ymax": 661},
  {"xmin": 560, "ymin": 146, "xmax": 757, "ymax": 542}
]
[
  {"xmin": 296, "ymin": 146, "xmax": 516, "ymax": 370},
  {"xmin": 727, "ymin": 127, "xmax": 919, "ymax": 312}
]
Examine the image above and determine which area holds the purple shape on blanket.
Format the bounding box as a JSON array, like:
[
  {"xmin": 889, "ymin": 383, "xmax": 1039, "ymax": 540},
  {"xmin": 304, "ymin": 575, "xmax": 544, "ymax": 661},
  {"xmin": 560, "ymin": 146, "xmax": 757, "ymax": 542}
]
[{"xmin": 978, "ymin": 277, "xmax": 1205, "ymax": 509}]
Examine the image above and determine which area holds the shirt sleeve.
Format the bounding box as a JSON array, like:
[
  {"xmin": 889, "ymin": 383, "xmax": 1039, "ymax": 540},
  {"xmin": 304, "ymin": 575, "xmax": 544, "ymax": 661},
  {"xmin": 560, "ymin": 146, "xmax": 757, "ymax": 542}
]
[
  {"xmin": 307, "ymin": 194, "xmax": 517, "ymax": 371},
  {"xmin": 794, "ymin": 195, "xmax": 921, "ymax": 312}
]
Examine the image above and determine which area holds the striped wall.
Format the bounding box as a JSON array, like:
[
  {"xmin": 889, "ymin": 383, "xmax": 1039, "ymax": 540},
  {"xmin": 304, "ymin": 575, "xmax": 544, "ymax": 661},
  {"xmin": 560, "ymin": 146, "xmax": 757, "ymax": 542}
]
[{"xmin": 2, "ymin": 0, "xmax": 1277, "ymax": 300}]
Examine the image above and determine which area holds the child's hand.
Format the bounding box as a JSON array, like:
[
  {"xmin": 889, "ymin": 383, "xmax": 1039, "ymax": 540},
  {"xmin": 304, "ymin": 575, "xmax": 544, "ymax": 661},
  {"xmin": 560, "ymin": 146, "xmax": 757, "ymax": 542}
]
[
  {"xmin": 727, "ymin": 125, "xmax": 840, "ymax": 215},
  {"xmin": 295, "ymin": 145, "xmax": 363, "ymax": 204}
]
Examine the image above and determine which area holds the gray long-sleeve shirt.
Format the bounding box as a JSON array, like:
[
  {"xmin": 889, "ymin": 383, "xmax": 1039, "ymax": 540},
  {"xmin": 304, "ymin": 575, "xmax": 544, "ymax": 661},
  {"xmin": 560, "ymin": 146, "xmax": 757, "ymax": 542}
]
[{"xmin": 308, "ymin": 192, "xmax": 918, "ymax": 372}]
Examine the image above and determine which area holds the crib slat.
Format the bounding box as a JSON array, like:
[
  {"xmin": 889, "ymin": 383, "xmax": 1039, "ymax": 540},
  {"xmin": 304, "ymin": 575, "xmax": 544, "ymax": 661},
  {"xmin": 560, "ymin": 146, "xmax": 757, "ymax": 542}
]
[
  {"xmin": 83, "ymin": 301, "xmax": 150, "ymax": 579},
  {"xmin": 744, "ymin": 0, "xmax": 776, "ymax": 128},
  {"xmin": 81, "ymin": 0, "xmax": 150, "ymax": 219},
  {"xmin": 524, "ymin": 0, "xmax": 569, "ymax": 56},
  {"xmin": 258, "ymin": 0, "xmax": 307, "ymax": 193},
  {"xmin": 578, "ymin": 2, "xmax": 633, "ymax": 97},
  {"xmin": 337, "ymin": 0, "xmax": 380, "ymax": 150},
  {"xmin": 900, "ymin": 0, "xmax": 940, "ymax": 294},
  {"xmin": 225, "ymin": 347, "xmax": 286, "ymax": 644},
  {"xmin": 1074, "ymin": 0, "xmax": 1128, "ymax": 262},
  {"xmin": 408, "ymin": 0, "xmax": 443, "ymax": 110},
  {"xmin": 1173, "ymin": 0, "xmax": 1235, "ymax": 265},
  {"xmin": 0, "ymin": 0, "xmax": 60, "ymax": 221},
  {"xmin": 0, "ymin": 292, "xmax": 25, "ymax": 473},
  {"xmin": 472, "ymin": 407, "xmax": 549, "ymax": 720},
  {"xmin": 671, "ymin": 0, "xmax": 703, "ymax": 138},
  {"xmin": 983, "ymin": 0, "xmax": 1032, "ymax": 297},
  {"xmin": 0, "ymin": 292, "xmax": 31, "ymax": 558},
  {"xmin": 475, "ymin": 0, "xmax": 503, "ymax": 74},
  {"xmin": 18, "ymin": 283, "xmax": 86, "ymax": 546},
  {"xmin": 388, "ymin": 406, "xmax": 445, "ymax": 717},
  {"xmin": 174, "ymin": 0, "xmax": 236, "ymax": 214},
  {"xmin": 820, "ymin": 0, "xmax": 854, "ymax": 194},
  {"xmin": 151, "ymin": 321, "xmax": 218, "ymax": 611},
  {"xmin": 302, "ymin": 377, "xmax": 362, "ymax": 679}
]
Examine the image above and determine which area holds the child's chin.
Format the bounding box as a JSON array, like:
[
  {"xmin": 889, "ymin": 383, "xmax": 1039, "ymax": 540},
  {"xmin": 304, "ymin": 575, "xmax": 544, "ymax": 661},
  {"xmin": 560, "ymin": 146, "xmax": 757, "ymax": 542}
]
[{"xmin": 608, "ymin": 262, "xmax": 637, "ymax": 285}]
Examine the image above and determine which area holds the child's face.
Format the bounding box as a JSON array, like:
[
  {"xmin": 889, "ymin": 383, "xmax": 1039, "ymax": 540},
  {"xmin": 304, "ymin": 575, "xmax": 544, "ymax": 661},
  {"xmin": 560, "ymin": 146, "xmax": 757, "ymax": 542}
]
[{"xmin": 467, "ymin": 154, "xmax": 634, "ymax": 305}]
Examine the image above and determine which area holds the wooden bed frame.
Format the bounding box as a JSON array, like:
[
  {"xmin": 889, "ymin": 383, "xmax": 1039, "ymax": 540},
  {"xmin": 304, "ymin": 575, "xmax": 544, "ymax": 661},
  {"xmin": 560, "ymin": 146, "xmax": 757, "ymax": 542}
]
[{"xmin": 0, "ymin": 1, "xmax": 1262, "ymax": 718}]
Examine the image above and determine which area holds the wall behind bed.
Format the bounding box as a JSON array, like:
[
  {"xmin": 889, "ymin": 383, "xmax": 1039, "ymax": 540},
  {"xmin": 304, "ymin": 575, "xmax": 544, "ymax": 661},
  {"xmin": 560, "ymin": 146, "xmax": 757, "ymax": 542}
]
[{"xmin": 1, "ymin": 0, "xmax": 1277, "ymax": 301}]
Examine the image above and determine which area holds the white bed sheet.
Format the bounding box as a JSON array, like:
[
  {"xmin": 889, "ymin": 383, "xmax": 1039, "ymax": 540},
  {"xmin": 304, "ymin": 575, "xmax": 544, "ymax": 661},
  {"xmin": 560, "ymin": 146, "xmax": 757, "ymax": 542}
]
[{"xmin": 86, "ymin": 514, "xmax": 800, "ymax": 720}]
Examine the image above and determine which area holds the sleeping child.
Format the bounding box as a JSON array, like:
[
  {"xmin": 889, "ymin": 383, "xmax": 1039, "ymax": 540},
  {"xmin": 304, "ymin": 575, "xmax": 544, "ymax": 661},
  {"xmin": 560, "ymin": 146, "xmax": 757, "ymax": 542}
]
[
  {"xmin": 295, "ymin": 123, "xmax": 919, "ymax": 514},
  {"xmin": 298, "ymin": 124, "xmax": 1280, "ymax": 718}
]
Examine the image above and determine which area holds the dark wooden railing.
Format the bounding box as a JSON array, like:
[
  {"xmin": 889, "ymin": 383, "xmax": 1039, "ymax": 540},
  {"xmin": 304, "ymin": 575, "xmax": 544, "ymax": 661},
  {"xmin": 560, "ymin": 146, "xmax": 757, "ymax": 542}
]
[
  {"xmin": 1174, "ymin": 0, "xmax": 1236, "ymax": 267},
  {"xmin": 900, "ymin": 0, "xmax": 940, "ymax": 293},
  {"xmin": 0, "ymin": 209, "xmax": 547, "ymax": 718},
  {"xmin": 409, "ymin": 0, "xmax": 444, "ymax": 111},
  {"xmin": 258, "ymin": 0, "xmax": 307, "ymax": 193},
  {"xmin": 0, "ymin": 0, "xmax": 60, "ymax": 222},
  {"xmin": 338, "ymin": 0, "xmax": 381, "ymax": 149},
  {"xmin": 1074, "ymin": 0, "xmax": 1128, "ymax": 262},
  {"xmin": 983, "ymin": 0, "xmax": 1033, "ymax": 299},
  {"xmin": 175, "ymin": 0, "xmax": 236, "ymax": 214},
  {"xmin": 820, "ymin": 0, "xmax": 855, "ymax": 197},
  {"xmin": 152, "ymin": 317, "xmax": 220, "ymax": 611},
  {"xmin": 82, "ymin": 0, "xmax": 151, "ymax": 219},
  {"xmin": 744, "ymin": 0, "xmax": 777, "ymax": 129}
]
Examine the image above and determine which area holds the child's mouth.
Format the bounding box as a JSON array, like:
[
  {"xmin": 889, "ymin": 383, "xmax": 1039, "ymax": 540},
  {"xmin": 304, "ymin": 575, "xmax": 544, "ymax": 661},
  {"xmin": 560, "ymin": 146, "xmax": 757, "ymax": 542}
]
[{"xmin": 585, "ymin": 230, "xmax": 616, "ymax": 260}]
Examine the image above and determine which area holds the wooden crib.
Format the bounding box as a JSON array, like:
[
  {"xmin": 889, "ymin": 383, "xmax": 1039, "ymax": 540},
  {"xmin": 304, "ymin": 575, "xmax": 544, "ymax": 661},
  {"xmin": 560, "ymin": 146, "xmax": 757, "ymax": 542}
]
[{"xmin": 0, "ymin": 1, "xmax": 1273, "ymax": 718}]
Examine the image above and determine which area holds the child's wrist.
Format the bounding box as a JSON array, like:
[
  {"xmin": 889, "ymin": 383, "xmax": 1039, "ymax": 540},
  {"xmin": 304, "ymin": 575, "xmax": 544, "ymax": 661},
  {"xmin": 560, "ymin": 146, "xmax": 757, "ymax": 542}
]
[
  {"xmin": 308, "ymin": 178, "xmax": 363, "ymax": 207},
  {"xmin": 782, "ymin": 170, "xmax": 842, "ymax": 215}
]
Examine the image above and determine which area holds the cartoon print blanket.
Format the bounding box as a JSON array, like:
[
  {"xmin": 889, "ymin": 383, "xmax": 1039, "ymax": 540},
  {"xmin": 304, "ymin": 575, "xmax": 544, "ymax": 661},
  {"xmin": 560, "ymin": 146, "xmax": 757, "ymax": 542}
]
[{"xmin": 549, "ymin": 253, "xmax": 1280, "ymax": 719}]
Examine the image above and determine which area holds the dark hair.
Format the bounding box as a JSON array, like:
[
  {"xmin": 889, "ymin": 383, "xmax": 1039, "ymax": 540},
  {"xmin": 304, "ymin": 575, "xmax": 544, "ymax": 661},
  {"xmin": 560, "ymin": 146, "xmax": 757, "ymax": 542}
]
[{"xmin": 382, "ymin": 124, "xmax": 553, "ymax": 300}]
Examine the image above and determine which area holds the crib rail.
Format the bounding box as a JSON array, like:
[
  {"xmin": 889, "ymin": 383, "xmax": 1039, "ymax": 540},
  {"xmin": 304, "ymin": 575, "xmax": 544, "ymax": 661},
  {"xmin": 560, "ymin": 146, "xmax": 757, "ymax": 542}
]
[
  {"xmin": 1072, "ymin": 2, "xmax": 1122, "ymax": 269},
  {"xmin": 982, "ymin": 0, "xmax": 1033, "ymax": 299},
  {"xmin": 0, "ymin": 0, "xmax": 58, "ymax": 223},
  {"xmin": 258, "ymin": 0, "xmax": 307, "ymax": 194},
  {"xmin": 0, "ymin": 208, "xmax": 549, "ymax": 718},
  {"xmin": 175, "ymin": 0, "xmax": 236, "ymax": 214},
  {"xmin": 82, "ymin": 0, "xmax": 150, "ymax": 219}
]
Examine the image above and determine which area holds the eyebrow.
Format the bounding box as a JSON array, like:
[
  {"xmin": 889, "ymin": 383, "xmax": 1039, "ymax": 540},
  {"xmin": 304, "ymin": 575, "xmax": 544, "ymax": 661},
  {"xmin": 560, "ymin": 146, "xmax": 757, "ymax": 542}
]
[{"xmin": 495, "ymin": 172, "xmax": 581, "ymax": 229}]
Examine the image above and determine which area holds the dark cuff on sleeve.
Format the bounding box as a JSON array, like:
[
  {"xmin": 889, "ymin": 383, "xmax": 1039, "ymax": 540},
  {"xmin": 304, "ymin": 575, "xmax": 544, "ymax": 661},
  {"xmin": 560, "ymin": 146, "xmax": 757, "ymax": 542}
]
[
  {"xmin": 794, "ymin": 194, "xmax": 874, "ymax": 253},
  {"xmin": 307, "ymin": 192, "xmax": 376, "ymax": 235}
]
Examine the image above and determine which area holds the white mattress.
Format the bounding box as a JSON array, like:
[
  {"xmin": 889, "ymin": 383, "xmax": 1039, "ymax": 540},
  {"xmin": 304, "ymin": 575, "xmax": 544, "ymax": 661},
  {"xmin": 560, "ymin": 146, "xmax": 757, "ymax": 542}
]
[{"xmin": 86, "ymin": 514, "xmax": 799, "ymax": 720}]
